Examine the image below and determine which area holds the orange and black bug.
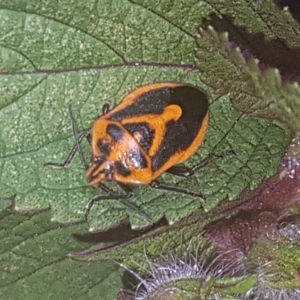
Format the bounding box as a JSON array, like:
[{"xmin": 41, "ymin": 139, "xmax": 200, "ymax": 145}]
[{"xmin": 45, "ymin": 82, "xmax": 210, "ymax": 222}]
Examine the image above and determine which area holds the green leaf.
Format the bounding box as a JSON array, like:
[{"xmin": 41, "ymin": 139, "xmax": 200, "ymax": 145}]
[
  {"xmin": 196, "ymin": 26, "xmax": 300, "ymax": 133},
  {"xmin": 0, "ymin": 0, "xmax": 218, "ymax": 72},
  {"xmin": 0, "ymin": 196, "xmax": 13, "ymax": 211},
  {"xmin": 0, "ymin": 1, "xmax": 291, "ymax": 232},
  {"xmin": 0, "ymin": 1, "xmax": 296, "ymax": 299},
  {"xmin": 196, "ymin": 26, "xmax": 278, "ymax": 119},
  {"xmin": 0, "ymin": 69, "xmax": 291, "ymax": 231},
  {"xmin": 195, "ymin": 1, "xmax": 300, "ymax": 133},
  {"xmin": 198, "ymin": 0, "xmax": 300, "ymax": 74},
  {"xmin": 0, "ymin": 209, "xmax": 122, "ymax": 300},
  {"xmin": 248, "ymin": 233, "xmax": 300, "ymax": 291},
  {"xmin": 207, "ymin": 0, "xmax": 300, "ymax": 50}
]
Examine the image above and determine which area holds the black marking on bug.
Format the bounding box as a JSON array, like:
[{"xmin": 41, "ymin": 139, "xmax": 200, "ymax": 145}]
[
  {"xmin": 107, "ymin": 124, "xmax": 124, "ymax": 142},
  {"xmin": 128, "ymin": 148, "xmax": 148, "ymax": 169},
  {"xmin": 124, "ymin": 122, "xmax": 155, "ymax": 154},
  {"xmin": 109, "ymin": 88, "xmax": 170, "ymax": 121},
  {"xmin": 97, "ymin": 139, "xmax": 111, "ymax": 156},
  {"xmin": 151, "ymin": 86, "xmax": 208, "ymax": 171},
  {"xmin": 114, "ymin": 161, "xmax": 131, "ymax": 177},
  {"xmin": 109, "ymin": 85, "xmax": 207, "ymax": 123},
  {"xmin": 107, "ymin": 85, "xmax": 208, "ymax": 172}
]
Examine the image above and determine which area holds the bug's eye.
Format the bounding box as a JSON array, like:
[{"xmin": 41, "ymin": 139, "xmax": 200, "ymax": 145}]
[
  {"xmin": 97, "ymin": 139, "xmax": 111, "ymax": 156},
  {"xmin": 101, "ymin": 165, "xmax": 114, "ymax": 181},
  {"xmin": 93, "ymin": 156, "xmax": 106, "ymax": 166},
  {"xmin": 105, "ymin": 172, "xmax": 113, "ymax": 181}
]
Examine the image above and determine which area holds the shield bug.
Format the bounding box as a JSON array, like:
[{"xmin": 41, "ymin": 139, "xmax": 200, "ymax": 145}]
[{"xmin": 45, "ymin": 83, "xmax": 210, "ymax": 222}]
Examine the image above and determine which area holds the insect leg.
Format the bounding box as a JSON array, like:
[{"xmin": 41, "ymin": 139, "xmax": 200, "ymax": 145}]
[
  {"xmin": 159, "ymin": 151, "xmax": 234, "ymax": 199},
  {"xmin": 85, "ymin": 182, "xmax": 152, "ymax": 224},
  {"xmin": 44, "ymin": 106, "xmax": 90, "ymax": 169},
  {"xmin": 167, "ymin": 151, "xmax": 235, "ymax": 178},
  {"xmin": 102, "ymin": 103, "xmax": 110, "ymax": 115},
  {"xmin": 68, "ymin": 105, "xmax": 90, "ymax": 170},
  {"xmin": 117, "ymin": 182, "xmax": 152, "ymax": 223},
  {"xmin": 44, "ymin": 131, "xmax": 89, "ymax": 168},
  {"xmin": 150, "ymin": 181, "xmax": 205, "ymax": 198}
]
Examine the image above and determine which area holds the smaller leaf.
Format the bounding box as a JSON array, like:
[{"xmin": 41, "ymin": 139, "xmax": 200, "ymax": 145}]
[
  {"xmin": 202, "ymin": 0, "xmax": 300, "ymax": 76},
  {"xmin": 196, "ymin": 26, "xmax": 300, "ymax": 133},
  {"xmin": 0, "ymin": 209, "xmax": 123, "ymax": 300},
  {"xmin": 196, "ymin": 26, "xmax": 277, "ymax": 119}
]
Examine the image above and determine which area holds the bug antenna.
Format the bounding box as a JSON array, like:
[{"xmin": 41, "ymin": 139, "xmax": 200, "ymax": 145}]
[{"xmin": 68, "ymin": 105, "xmax": 90, "ymax": 170}]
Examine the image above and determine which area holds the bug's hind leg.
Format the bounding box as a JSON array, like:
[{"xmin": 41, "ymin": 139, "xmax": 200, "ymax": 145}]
[
  {"xmin": 150, "ymin": 157, "xmax": 211, "ymax": 198},
  {"xmin": 166, "ymin": 151, "xmax": 235, "ymax": 178},
  {"xmin": 150, "ymin": 181, "xmax": 205, "ymax": 199},
  {"xmin": 86, "ymin": 182, "xmax": 152, "ymax": 224},
  {"xmin": 155, "ymin": 151, "xmax": 235, "ymax": 198}
]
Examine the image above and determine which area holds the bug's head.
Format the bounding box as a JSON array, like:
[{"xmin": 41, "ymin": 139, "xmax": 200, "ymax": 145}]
[
  {"xmin": 85, "ymin": 119, "xmax": 118, "ymax": 185},
  {"xmin": 86, "ymin": 119, "xmax": 151, "ymax": 185},
  {"xmin": 86, "ymin": 134, "xmax": 116, "ymax": 184},
  {"xmin": 86, "ymin": 156, "xmax": 114, "ymax": 185}
]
